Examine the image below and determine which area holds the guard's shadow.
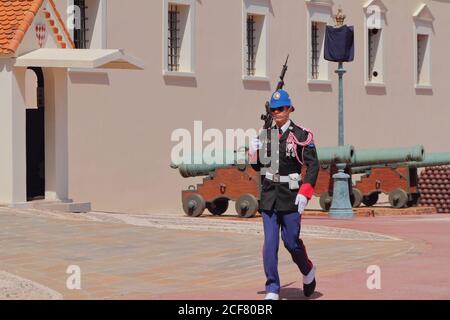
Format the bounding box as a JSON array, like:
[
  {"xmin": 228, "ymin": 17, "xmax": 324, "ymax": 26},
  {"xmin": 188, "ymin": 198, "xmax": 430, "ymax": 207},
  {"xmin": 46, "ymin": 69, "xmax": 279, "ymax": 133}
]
[
  {"xmin": 257, "ymin": 283, "xmax": 323, "ymax": 300},
  {"xmin": 279, "ymin": 287, "xmax": 323, "ymax": 300}
]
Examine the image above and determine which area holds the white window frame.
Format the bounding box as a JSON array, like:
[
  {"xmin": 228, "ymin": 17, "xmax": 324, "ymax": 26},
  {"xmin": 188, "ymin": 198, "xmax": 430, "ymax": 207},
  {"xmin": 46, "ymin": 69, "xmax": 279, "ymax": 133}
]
[
  {"xmin": 67, "ymin": 0, "xmax": 107, "ymax": 49},
  {"xmin": 163, "ymin": 0, "xmax": 196, "ymax": 77},
  {"xmin": 242, "ymin": 0, "xmax": 269, "ymax": 82},
  {"xmin": 363, "ymin": 0, "xmax": 387, "ymax": 87},
  {"xmin": 413, "ymin": 4, "xmax": 434, "ymax": 90},
  {"xmin": 305, "ymin": 0, "xmax": 332, "ymax": 85}
]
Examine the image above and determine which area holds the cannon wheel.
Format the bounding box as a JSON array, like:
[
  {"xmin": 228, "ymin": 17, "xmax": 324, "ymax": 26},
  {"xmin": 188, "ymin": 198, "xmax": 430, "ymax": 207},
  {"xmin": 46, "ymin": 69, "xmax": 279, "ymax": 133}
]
[
  {"xmin": 207, "ymin": 198, "xmax": 229, "ymax": 216},
  {"xmin": 362, "ymin": 192, "xmax": 379, "ymax": 207},
  {"xmin": 351, "ymin": 188, "xmax": 363, "ymax": 208},
  {"xmin": 182, "ymin": 194, "xmax": 206, "ymax": 217},
  {"xmin": 319, "ymin": 192, "xmax": 333, "ymax": 211},
  {"xmin": 407, "ymin": 193, "xmax": 421, "ymax": 207},
  {"xmin": 389, "ymin": 189, "xmax": 408, "ymax": 209},
  {"xmin": 235, "ymin": 194, "xmax": 259, "ymax": 218}
]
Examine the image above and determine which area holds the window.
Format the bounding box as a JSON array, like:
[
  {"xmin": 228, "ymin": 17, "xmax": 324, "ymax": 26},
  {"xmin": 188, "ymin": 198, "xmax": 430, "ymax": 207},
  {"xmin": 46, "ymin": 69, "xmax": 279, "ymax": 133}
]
[
  {"xmin": 416, "ymin": 34, "xmax": 430, "ymax": 86},
  {"xmin": 310, "ymin": 21, "xmax": 326, "ymax": 80},
  {"xmin": 367, "ymin": 28, "xmax": 382, "ymax": 82},
  {"xmin": 364, "ymin": 0, "xmax": 387, "ymax": 86},
  {"xmin": 168, "ymin": 4, "xmax": 180, "ymax": 71},
  {"xmin": 163, "ymin": 0, "xmax": 195, "ymax": 76},
  {"xmin": 413, "ymin": 4, "xmax": 434, "ymax": 89},
  {"xmin": 68, "ymin": 0, "xmax": 107, "ymax": 49},
  {"xmin": 242, "ymin": 0, "xmax": 269, "ymax": 80},
  {"xmin": 306, "ymin": 0, "xmax": 332, "ymax": 83},
  {"xmin": 245, "ymin": 14, "xmax": 266, "ymax": 77},
  {"xmin": 246, "ymin": 14, "xmax": 256, "ymax": 76}
]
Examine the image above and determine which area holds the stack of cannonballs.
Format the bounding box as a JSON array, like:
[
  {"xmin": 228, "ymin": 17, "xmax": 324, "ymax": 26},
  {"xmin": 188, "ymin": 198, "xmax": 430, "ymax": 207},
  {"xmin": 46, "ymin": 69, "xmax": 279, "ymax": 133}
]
[{"xmin": 417, "ymin": 166, "xmax": 450, "ymax": 213}]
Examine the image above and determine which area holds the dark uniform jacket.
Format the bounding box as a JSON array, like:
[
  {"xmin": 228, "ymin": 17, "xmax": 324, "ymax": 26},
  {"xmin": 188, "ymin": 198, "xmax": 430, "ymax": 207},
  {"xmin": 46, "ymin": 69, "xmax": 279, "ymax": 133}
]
[{"xmin": 252, "ymin": 121, "xmax": 320, "ymax": 212}]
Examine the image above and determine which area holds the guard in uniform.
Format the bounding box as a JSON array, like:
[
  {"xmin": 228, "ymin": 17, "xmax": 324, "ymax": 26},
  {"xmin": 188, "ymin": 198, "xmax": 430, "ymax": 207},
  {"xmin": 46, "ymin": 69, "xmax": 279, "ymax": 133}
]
[{"xmin": 250, "ymin": 89, "xmax": 320, "ymax": 300}]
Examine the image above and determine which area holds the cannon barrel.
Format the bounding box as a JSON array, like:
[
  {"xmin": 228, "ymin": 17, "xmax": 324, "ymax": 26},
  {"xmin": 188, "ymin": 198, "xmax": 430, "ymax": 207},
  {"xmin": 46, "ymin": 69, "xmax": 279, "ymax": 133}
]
[
  {"xmin": 170, "ymin": 149, "xmax": 247, "ymax": 178},
  {"xmin": 405, "ymin": 152, "xmax": 450, "ymax": 168},
  {"xmin": 351, "ymin": 145, "xmax": 424, "ymax": 167},
  {"xmin": 317, "ymin": 145, "xmax": 354, "ymax": 165},
  {"xmin": 172, "ymin": 145, "xmax": 425, "ymax": 177},
  {"xmin": 351, "ymin": 151, "xmax": 448, "ymax": 174},
  {"xmin": 172, "ymin": 146, "xmax": 355, "ymax": 177},
  {"xmin": 171, "ymin": 162, "xmax": 235, "ymax": 178},
  {"xmin": 317, "ymin": 145, "xmax": 424, "ymax": 166}
]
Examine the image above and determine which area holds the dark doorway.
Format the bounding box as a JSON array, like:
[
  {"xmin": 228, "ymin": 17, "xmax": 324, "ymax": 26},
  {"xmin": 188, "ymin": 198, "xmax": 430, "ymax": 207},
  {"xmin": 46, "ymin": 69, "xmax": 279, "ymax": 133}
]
[{"xmin": 26, "ymin": 67, "xmax": 45, "ymax": 201}]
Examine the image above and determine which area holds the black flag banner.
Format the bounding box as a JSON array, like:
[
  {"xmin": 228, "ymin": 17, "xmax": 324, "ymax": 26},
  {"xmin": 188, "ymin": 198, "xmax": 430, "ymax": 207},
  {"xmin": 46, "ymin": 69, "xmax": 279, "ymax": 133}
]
[{"xmin": 324, "ymin": 25, "xmax": 355, "ymax": 62}]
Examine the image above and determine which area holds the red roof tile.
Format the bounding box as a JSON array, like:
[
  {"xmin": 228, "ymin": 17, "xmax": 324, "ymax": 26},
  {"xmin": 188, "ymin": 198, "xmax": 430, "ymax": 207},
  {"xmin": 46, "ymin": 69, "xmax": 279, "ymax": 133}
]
[
  {"xmin": 0, "ymin": 0, "xmax": 74, "ymax": 55},
  {"xmin": 0, "ymin": 0, "xmax": 45, "ymax": 54}
]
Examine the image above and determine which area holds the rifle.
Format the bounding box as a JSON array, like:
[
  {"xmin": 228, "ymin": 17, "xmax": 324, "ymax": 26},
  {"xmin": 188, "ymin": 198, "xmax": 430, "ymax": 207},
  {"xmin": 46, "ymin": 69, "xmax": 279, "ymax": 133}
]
[{"xmin": 261, "ymin": 55, "xmax": 289, "ymax": 129}]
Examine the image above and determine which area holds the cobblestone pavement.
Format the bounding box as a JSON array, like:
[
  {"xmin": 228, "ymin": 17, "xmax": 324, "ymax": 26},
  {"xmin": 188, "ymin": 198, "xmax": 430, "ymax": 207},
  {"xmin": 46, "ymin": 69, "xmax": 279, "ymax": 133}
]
[
  {"xmin": 0, "ymin": 270, "xmax": 62, "ymax": 300},
  {"xmin": 0, "ymin": 207, "xmax": 446, "ymax": 300}
]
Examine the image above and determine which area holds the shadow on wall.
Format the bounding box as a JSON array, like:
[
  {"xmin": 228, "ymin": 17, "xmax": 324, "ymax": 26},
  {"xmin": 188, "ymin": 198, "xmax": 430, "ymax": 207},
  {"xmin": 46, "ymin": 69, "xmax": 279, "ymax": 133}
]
[
  {"xmin": 243, "ymin": 80, "xmax": 271, "ymax": 91},
  {"xmin": 308, "ymin": 83, "xmax": 332, "ymax": 93},
  {"xmin": 366, "ymin": 86, "xmax": 387, "ymax": 96},
  {"xmin": 68, "ymin": 71, "xmax": 110, "ymax": 85},
  {"xmin": 416, "ymin": 88, "xmax": 434, "ymax": 96},
  {"xmin": 163, "ymin": 75, "xmax": 197, "ymax": 88}
]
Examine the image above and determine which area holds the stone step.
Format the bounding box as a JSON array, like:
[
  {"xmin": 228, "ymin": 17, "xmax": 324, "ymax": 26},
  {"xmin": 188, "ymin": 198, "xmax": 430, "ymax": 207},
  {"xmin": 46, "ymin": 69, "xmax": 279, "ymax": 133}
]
[
  {"xmin": 33, "ymin": 202, "xmax": 91, "ymax": 213},
  {"xmin": 9, "ymin": 200, "xmax": 91, "ymax": 213}
]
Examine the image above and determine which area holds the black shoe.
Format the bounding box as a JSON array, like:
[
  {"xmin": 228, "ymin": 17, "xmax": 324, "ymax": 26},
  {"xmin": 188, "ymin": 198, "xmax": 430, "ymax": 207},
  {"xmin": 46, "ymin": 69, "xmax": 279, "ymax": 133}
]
[{"xmin": 303, "ymin": 278, "xmax": 316, "ymax": 298}]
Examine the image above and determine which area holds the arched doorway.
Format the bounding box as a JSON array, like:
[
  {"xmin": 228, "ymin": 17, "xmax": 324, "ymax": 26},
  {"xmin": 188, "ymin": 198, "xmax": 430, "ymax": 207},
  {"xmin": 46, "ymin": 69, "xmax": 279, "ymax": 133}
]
[{"xmin": 26, "ymin": 67, "xmax": 45, "ymax": 201}]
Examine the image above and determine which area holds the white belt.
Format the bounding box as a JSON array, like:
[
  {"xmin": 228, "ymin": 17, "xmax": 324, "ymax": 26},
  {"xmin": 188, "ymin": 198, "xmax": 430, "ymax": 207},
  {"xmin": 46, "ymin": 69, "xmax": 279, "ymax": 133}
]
[{"xmin": 265, "ymin": 172, "xmax": 291, "ymax": 183}]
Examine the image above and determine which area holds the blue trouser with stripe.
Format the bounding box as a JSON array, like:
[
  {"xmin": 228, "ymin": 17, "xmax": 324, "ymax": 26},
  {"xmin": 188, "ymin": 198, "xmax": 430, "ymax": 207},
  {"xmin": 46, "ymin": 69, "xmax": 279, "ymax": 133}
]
[{"xmin": 262, "ymin": 210, "xmax": 313, "ymax": 294}]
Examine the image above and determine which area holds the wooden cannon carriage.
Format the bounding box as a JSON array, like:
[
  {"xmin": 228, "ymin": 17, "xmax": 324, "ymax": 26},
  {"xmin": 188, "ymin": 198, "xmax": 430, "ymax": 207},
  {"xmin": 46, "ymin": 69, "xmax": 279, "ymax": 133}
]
[{"xmin": 316, "ymin": 145, "xmax": 425, "ymax": 210}]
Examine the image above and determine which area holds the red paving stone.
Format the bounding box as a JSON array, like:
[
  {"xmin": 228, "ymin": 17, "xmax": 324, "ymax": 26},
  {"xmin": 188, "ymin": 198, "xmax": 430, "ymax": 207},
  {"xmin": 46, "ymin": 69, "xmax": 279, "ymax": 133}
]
[
  {"xmin": 0, "ymin": 208, "xmax": 449, "ymax": 300},
  {"xmin": 305, "ymin": 215, "xmax": 450, "ymax": 300},
  {"xmin": 173, "ymin": 214, "xmax": 450, "ymax": 300}
]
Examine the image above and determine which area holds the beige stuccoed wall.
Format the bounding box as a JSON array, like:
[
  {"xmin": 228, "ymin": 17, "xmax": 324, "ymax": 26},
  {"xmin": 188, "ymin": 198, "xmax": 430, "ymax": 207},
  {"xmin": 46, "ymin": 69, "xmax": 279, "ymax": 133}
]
[
  {"xmin": 43, "ymin": 67, "xmax": 70, "ymax": 202},
  {"xmin": 65, "ymin": 0, "xmax": 450, "ymax": 214},
  {"xmin": 0, "ymin": 63, "xmax": 27, "ymax": 205}
]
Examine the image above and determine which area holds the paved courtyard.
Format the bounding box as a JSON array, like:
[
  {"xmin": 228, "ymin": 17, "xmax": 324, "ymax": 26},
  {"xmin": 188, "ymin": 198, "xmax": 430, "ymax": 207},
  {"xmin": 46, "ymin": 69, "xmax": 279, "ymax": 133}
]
[{"xmin": 0, "ymin": 207, "xmax": 449, "ymax": 300}]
